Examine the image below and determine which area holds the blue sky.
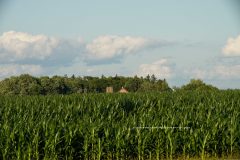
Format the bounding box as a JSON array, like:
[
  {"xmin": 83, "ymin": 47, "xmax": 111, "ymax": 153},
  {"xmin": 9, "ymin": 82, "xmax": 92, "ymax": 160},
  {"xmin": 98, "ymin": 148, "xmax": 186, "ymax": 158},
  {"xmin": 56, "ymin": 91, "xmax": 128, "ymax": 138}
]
[{"xmin": 0, "ymin": 0, "xmax": 240, "ymax": 88}]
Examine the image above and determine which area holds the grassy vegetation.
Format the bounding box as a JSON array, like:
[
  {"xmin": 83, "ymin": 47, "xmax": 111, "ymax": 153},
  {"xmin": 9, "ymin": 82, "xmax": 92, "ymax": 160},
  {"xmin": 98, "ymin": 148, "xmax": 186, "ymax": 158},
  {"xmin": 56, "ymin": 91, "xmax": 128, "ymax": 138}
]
[{"xmin": 0, "ymin": 90, "xmax": 239, "ymax": 159}]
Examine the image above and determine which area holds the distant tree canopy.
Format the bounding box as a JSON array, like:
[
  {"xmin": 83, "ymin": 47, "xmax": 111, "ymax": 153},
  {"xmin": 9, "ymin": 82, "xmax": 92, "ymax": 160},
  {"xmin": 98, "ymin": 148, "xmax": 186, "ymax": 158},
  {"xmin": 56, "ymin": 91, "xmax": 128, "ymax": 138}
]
[
  {"xmin": 180, "ymin": 79, "xmax": 219, "ymax": 91},
  {"xmin": 0, "ymin": 74, "xmax": 172, "ymax": 95},
  {"xmin": 0, "ymin": 74, "xmax": 219, "ymax": 95}
]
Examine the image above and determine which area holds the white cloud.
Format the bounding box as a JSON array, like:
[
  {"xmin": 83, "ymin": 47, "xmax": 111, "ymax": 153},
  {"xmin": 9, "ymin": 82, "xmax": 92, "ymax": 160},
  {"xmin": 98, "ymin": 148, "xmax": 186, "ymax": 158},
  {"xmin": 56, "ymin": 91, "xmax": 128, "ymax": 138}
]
[
  {"xmin": 0, "ymin": 31, "xmax": 59, "ymax": 61},
  {"xmin": 0, "ymin": 64, "xmax": 43, "ymax": 79},
  {"xmin": 137, "ymin": 59, "xmax": 173, "ymax": 79},
  {"xmin": 223, "ymin": 35, "xmax": 240, "ymax": 56},
  {"xmin": 86, "ymin": 35, "xmax": 160, "ymax": 59}
]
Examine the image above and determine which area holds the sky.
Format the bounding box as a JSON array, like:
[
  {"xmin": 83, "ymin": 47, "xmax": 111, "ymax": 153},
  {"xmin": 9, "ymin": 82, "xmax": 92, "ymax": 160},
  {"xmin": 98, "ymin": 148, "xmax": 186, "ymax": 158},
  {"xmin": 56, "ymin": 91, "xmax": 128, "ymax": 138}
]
[{"xmin": 0, "ymin": 0, "xmax": 240, "ymax": 89}]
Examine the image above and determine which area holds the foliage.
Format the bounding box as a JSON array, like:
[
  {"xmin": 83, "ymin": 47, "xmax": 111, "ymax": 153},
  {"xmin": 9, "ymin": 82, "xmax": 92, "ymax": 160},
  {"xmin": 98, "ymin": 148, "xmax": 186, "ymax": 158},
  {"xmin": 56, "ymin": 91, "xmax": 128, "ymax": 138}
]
[
  {"xmin": 0, "ymin": 74, "xmax": 172, "ymax": 95},
  {"xmin": 180, "ymin": 79, "xmax": 219, "ymax": 91},
  {"xmin": 0, "ymin": 74, "xmax": 42, "ymax": 95}
]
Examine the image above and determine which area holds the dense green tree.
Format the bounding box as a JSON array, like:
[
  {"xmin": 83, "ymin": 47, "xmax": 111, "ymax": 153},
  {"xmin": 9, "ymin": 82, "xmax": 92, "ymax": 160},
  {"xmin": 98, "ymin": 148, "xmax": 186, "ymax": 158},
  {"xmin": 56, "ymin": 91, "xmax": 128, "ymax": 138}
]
[
  {"xmin": 0, "ymin": 74, "xmax": 42, "ymax": 95},
  {"xmin": 51, "ymin": 76, "xmax": 69, "ymax": 94},
  {"xmin": 0, "ymin": 77, "xmax": 19, "ymax": 95},
  {"xmin": 40, "ymin": 76, "xmax": 53, "ymax": 95},
  {"xmin": 150, "ymin": 74, "xmax": 157, "ymax": 83},
  {"xmin": 181, "ymin": 79, "xmax": 218, "ymax": 91},
  {"xmin": 125, "ymin": 76, "xmax": 142, "ymax": 92},
  {"xmin": 138, "ymin": 77, "xmax": 171, "ymax": 92},
  {"xmin": 138, "ymin": 81, "xmax": 154, "ymax": 92}
]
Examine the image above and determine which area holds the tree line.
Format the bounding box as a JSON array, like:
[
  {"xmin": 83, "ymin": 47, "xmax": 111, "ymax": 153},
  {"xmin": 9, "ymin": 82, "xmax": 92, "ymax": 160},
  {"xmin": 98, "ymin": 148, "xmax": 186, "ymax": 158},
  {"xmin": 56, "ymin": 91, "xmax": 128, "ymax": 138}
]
[{"xmin": 0, "ymin": 74, "xmax": 219, "ymax": 95}]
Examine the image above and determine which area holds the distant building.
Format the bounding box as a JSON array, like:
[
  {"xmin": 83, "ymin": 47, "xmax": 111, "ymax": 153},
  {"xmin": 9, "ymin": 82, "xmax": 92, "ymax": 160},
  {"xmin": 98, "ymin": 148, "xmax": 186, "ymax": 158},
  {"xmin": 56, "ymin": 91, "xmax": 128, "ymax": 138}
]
[
  {"xmin": 119, "ymin": 87, "xmax": 128, "ymax": 93},
  {"xmin": 106, "ymin": 87, "xmax": 113, "ymax": 93}
]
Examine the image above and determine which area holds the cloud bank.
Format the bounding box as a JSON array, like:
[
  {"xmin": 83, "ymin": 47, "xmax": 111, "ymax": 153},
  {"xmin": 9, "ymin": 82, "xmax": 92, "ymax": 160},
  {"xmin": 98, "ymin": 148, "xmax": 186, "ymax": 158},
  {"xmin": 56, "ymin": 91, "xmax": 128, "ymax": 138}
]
[
  {"xmin": 185, "ymin": 65, "xmax": 240, "ymax": 80},
  {"xmin": 213, "ymin": 65, "xmax": 240, "ymax": 79},
  {"xmin": 0, "ymin": 31, "xmax": 174, "ymax": 78},
  {"xmin": 0, "ymin": 31, "xmax": 171, "ymax": 66}
]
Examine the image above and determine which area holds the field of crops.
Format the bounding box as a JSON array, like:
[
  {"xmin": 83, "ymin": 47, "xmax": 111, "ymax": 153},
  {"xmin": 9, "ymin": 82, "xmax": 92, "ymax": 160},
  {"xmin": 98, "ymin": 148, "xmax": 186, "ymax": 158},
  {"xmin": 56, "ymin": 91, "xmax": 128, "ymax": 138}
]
[{"xmin": 0, "ymin": 90, "xmax": 240, "ymax": 159}]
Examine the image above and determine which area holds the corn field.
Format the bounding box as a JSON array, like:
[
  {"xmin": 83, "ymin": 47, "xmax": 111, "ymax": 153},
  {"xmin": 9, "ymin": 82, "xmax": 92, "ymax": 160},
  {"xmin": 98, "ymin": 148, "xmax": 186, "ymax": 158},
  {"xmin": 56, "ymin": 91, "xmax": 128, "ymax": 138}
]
[{"xmin": 0, "ymin": 90, "xmax": 239, "ymax": 159}]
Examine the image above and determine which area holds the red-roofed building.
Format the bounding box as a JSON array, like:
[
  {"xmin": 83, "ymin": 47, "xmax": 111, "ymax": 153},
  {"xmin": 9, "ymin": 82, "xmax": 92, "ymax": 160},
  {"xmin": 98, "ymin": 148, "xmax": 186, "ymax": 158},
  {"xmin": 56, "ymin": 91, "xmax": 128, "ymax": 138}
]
[{"xmin": 119, "ymin": 87, "xmax": 128, "ymax": 93}]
